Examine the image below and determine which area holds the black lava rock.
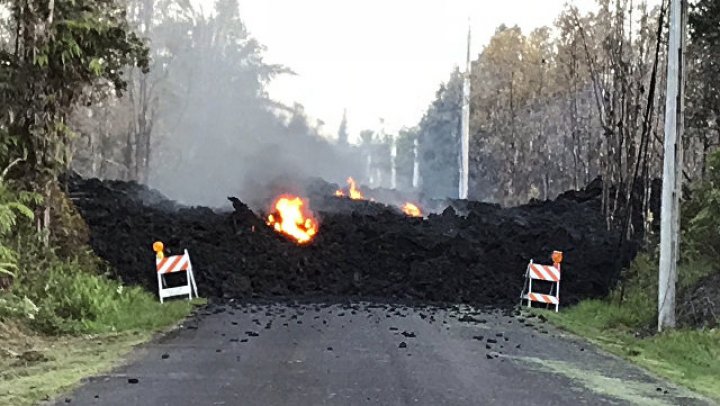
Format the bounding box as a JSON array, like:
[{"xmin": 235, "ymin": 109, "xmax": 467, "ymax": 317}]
[{"xmin": 66, "ymin": 174, "xmax": 635, "ymax": 307}]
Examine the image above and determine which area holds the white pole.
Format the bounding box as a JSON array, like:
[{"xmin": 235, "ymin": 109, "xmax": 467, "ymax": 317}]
[
  {"xmin": 366, "ymin": 153, "xmax": 373, "ymax": 186},
  {"xmin": 459, "ymin": 23, "xmax": 471, "ymax": 199},
  {"xmin": 658, "ymin": 0, "xmax": 686, "ymax": 332},
  {"xmin": 412, "ymin": 138, "xmax": 420, "ymax": 189},
  {"xmin": 391, "ymin": 137, "xmax": 397, "ymax": 190}
]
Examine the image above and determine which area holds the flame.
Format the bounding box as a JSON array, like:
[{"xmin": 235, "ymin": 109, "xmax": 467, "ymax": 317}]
[
  {"xmin": 402, "ymin": 202, "xmax": 422, "ymax": 217},
  {"xmin": 335, "ymin": 177, "xmax": 364, "ymax": 200},
  {"xmin": 266, "ymin": 194, "xmax": 318, "ymax": 244}
]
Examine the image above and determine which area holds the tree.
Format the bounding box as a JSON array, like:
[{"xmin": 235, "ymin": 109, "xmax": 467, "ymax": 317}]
[
  {"xmin": 417, "ymin": 68, "xmax": 462, "ymax": 199},
  {"xmin": 338, "ymin": 109, "xmax": 349, "ymax": 146},
  {"xmin": 687, "ymin": 0, "xmax": 720, "ymax": 179},
  {"xmin": 0, "ymin": 0, "xmax": 149, "ymax": 181},
  {"xmin": 464, "ymin": 0, "xmax": 666, "ymax": 238},
  {"xmin": 0, "ymin": 0, "xmax": 149, "ymax": 237},
  {"xmin": 395, "ymin": 127, "xmax": 419, "ymax": 191}
]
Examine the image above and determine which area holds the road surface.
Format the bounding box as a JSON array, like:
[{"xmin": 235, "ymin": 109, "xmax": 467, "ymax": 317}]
[{"xmin": 54, "ymin": 301, "xmax": 710, "ymax": 405}]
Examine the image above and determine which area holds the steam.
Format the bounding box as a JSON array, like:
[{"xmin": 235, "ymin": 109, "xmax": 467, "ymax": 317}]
[
  {"xmin": 150, "ymin": 120, "xmax": 365, "ymax": 209},
  {"xmin": 138, "ymin": 3, "xmax": 458, "ymax": 210}
]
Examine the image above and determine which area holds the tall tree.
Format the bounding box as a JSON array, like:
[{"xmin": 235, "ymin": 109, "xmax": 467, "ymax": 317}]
[
  {"xmin": 338, "ymin": 109, "xmax": 349, "ymax": 146},
  {"xmin": 687, "ymin": 0, "xmax": 720, "ymax": 179},
  {"xmin": 417, "ymin": 68, "xmax": 462, "ymax": 199},
  {"xmin": 0, "ymin": 0, "xmax": 149, "ymax": 236},
  {"xmin": 0, "ymin": 0, "xmax": 149, "ymax": 181}
]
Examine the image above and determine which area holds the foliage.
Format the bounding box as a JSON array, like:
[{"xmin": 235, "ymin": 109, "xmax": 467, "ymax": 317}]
[
  {"xmin": 338, "ymin": 110, "xmax": 349, "ymax": 146},
  {"xmin": 6, "ymin": 232, "xmax": 192, "ymax": 334},
  {"xmin": 0, "ymin": 295, "xmax": 39, "ymax": 320},
  {"xmin": 0, "ymin": 180, "xmax": 192, "ymax": 335},
  {"xmin": 684, "ymin": 150, "xmax": 720, "ymax": 258},
  {"xmin": 395, "ymin": 127, "xmax": 419, "ymax": 191},
  {"xmin": 23, "ymin": 264, "xmax": 192, "ymax": 334},
  {"xmin": 686, "ymin": 0, "xmax": 720, "ymax": 178},
  {"xmin": 0, "ymin": 178, "xmax": 38, "ymax": 279},
  {"xmin": 415, "ymin": 68, "xmax": 463, "ymax": 198},
  {"xmin": 0, "ymin": 0, "xmax": 150, "ymax": 179},
  {"xmin": 68, "ymin": 0, "xmax": 359, "ymax": 205},
  {"xmin": 465, "ymin": 1, "xmax": 666, "ymax": 211}
]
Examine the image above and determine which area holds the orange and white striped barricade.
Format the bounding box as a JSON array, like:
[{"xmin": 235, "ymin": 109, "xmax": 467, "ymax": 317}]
[
  {"xmin": 521, "ymin": 251, "xmax": 563, "ymax": 312},
  {"xmin": 153, "ymin": 242, "xmax": 198, "ymax": 303}
]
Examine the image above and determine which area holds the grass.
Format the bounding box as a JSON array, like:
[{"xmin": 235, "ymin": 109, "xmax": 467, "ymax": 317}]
[
  {"xmin": 0, "ymin": 297, "xmax": 202, "ymax": 406},
  {"xmin": 540, "ymin": 254, "xmax": 720, "ymax": 401},
  {"xmin": 0, "ymin": 245, "xmax": 203, "ymax": 405}
]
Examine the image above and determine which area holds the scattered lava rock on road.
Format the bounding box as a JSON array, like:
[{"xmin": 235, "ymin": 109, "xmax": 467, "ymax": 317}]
[{"xmin": 65, "ymin": 174, "xmax": 636, "ymax": 307}]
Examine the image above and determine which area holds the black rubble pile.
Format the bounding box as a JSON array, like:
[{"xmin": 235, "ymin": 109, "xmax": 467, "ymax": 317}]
[
  {"xmin": 64, "ymin": 174, "xmax": 636, "ymax": 307},
  {"xmin": 678, "ymin": 270, "xmax": 720, "ymax": 328}
]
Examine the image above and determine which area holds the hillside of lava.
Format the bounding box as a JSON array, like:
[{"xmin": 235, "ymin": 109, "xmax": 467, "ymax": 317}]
[{"xmin": 64, "ymin": 173, "xmax": 637, "ymax": 307}]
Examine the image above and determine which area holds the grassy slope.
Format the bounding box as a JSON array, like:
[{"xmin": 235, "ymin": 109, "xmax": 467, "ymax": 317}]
[
  {"xmin": 541, "ymin": 255, "xmax": 720, "ymax": 401},
  {"xmin": 0, "ymin": 299, "xmax": 200, "ymax": 405}
]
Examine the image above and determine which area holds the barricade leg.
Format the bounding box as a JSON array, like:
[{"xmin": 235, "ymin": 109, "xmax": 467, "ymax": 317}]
[
  {"xmin": 527, "ymin": 279, "xmax": 533, "ymax": 308},
  {"xmin": 189, "ymin": 268, "xmax": 198, "ymax": 298},
  {"xmin": 157, "ymin": 273, "xmax": 164, "ymax": 304},
  {"xmin": 555, "ymin": 281, "xmax": 560, "ymax": 312},
  {"xmin": 186, "ymin": 270, "xmax": 192, "ymax": 300}
]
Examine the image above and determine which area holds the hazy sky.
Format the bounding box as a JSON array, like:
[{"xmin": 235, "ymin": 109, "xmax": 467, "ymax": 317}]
[{"xmin": 224, "ymin": 0, "xmax": 601, "ymax": 142}]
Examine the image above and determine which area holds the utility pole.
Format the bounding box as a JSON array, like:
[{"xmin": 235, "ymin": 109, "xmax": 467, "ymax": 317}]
[
  {"xmin": 412, "ymin": 137, "xmax": 420, "ymax": 189},
  {"xmin": 658, "ymin": 0, "xmax": 687, "ymax": 332},
  {"xmin": 459, "ymin": 22, "xmax": 471, "ymax": 199},
  {"xmin": 391, "ymin": 137, "xmax": 397, "ymax": 190}
]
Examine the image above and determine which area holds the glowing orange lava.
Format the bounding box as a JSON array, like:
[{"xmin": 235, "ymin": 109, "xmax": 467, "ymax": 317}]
[
  {"xmin": 266, "ymin": 194, "xmax": 318, "ymax": 244},
  {"xmin": 335, "ymin": 177, "xmax": 364, "ymax": 200},
  {"xmin": 402, "ymin": 202, "xmax": 422, "ymax": 217}
]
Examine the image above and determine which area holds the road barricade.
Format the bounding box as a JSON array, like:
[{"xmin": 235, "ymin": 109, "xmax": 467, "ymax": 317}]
[
  {"xmin": 520, "ymin": 251, "xmax": 563, "ymax": 312},
  {"xmin": 153, "ymin": 241, "xmax": 198, "ymax": 303}
]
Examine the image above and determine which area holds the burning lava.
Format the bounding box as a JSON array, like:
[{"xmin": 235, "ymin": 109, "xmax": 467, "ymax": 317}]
[
  {"xmin": 402, "ymin": 202, "xmax": 422, "ymax": 217},
  {"xmin": 335, "ymin": 177, "xmax": 364, "ymax": 200},
  {"xmin": 334, "ymin": 176, "xmax": 422, "ymax": 217},
  {"xmin": 266, "ymin": 194, "xmax": 319, "ymax": 244}
]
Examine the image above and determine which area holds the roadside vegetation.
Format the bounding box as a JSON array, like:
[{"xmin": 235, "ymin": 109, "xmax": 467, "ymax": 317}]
[
  {"xmin": 543, "ymin": 151, "xmax": 720, "ymax": 402},
  {"xmin": 0, "ymin": 177, "xmax": 197, "ymax": 405}
]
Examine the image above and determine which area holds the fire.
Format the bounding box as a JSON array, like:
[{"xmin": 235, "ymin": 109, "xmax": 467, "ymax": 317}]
[
  {"xmin": 266, "ymin": 194, "xmax": 319, "ymax": 244},
  {"xmin": 402, "ymin": 202, "xmax": 422, "ymax": 217},
  {"xmin": 335, "ymin": 177, "xmax": 364, "ymax": 200}
]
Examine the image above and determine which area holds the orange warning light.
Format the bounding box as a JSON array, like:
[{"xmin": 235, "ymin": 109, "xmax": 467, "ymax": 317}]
[
  {"xmin": 153, "ymin": 241, "xmax": 165, "ymax": 259},
  {"xmin": 552, "ymin": 251, "xmax": 563, "ymax": 264}
]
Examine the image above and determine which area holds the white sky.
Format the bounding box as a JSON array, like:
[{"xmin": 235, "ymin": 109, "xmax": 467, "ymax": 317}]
[{"xmin": 216, "ymin": 0, "xmax": 600, "ymax": 142}]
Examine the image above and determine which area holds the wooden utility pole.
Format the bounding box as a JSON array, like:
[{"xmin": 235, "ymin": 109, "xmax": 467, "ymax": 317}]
[
  {"xmin": 459, "ymin": 22, "xmax": 471, "ymax": 199},
  {"xmin": 658, "ymin": 0, "xmax": 687, "ymax": 332},
  {"xmin": 412, "ymin": 138, "xmax": 420, "ymax": 189}
]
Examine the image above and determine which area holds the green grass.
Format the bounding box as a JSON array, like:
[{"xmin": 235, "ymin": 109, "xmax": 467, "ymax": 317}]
[
  {"xmin": 540, "ymin": 254, "xmax": 720, "ymax": 401},
  {"xmin": 0, "ymin": 244, "xmax": 203, "ymax": 404},
  {"xmin": 0, "ymin": 295, "xmax": 203, "ymax": 405},
  {"xmin": 0, "ymin": 183, "xmax": 201, "ymax": 403},
  {"xmin": 19, "ymin": 263, "xmax": 199, "ymax": 334},
  {"xmin": 0, "ymin": 327, "xmax": 152, "ymax": 405},
  {"xmin": 0, "ymin": 316, "xmax": 200, "ymax": 406}
]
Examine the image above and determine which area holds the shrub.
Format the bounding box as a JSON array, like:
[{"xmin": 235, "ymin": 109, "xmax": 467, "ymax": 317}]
[
  {"xmin": 684, "ymin": 150, "xmax": 720, "ymax": 259},
  {"xmin": 0, "ymin": 178, "xmax": 192, "ymax": 335},
  {"xmin": 0, "ymin": 176, "xmax": 37, "ymax": 281},
  {"xmin": 10, "ymin": 242, "xmax": 193, "ymax": 335}
]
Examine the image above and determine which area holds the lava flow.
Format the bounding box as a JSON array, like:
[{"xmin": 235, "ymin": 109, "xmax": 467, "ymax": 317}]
[
  {"xmin": 266, "ymin": 194, "xmax": 318, "ymax": 244},
  {"xmin": 335, "ymin": 177, "xmax": 364, "ymax": 200},
  {"xmin": 402, "ymin": 202, "xmax": 422, "ymax": 217}
]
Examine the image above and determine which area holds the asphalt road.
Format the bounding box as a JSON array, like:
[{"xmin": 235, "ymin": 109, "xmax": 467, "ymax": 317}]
[{"xmin": 54, "ymin": 302, "xmax": 711, "ymax": 406}]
